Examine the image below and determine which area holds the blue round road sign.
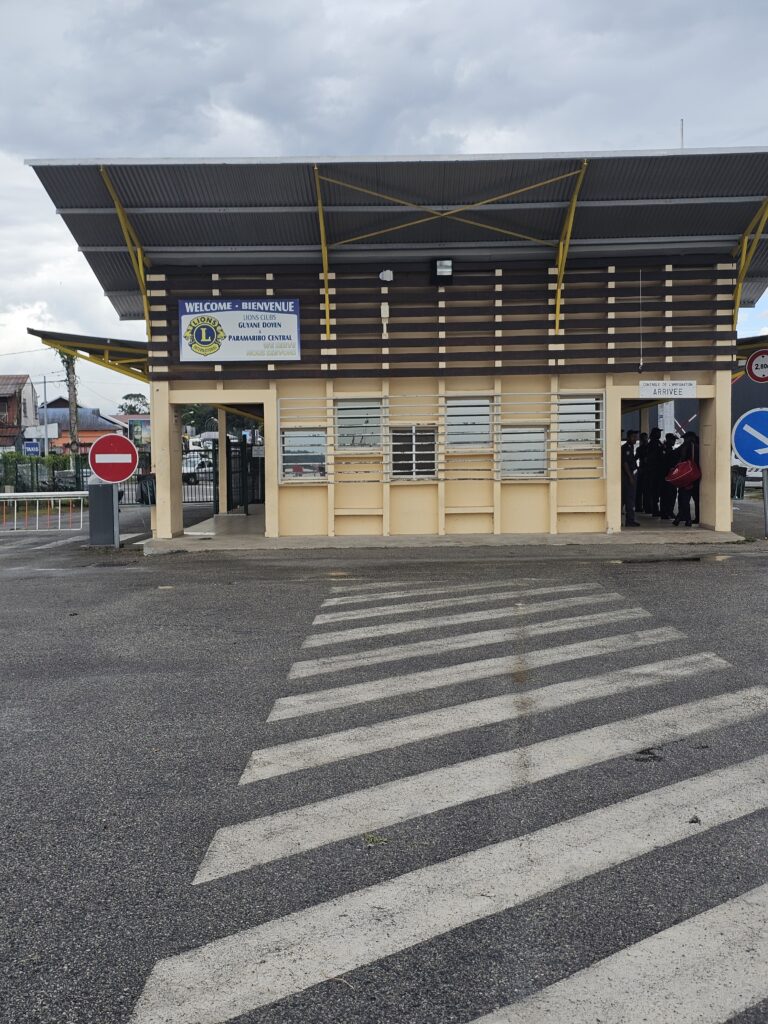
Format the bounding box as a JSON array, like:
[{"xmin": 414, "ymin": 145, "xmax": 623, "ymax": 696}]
[{"xmin": 732, "ymin": 408, "xmax": 768, "ymax": 469}]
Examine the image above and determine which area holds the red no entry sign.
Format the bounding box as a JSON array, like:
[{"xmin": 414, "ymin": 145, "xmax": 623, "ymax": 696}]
[
  {"xmin": 746, "ymin": 348, "xmax": 768, "ymax": 384},
  {"xmin": 88, "ymin": 433, "xmax": 139, "ymax": 483}
]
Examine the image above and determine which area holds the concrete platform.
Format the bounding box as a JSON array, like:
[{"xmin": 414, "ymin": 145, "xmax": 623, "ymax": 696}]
[{"xmin": 141, "ymin": 507, "xmax": 743, "ymax": 554}]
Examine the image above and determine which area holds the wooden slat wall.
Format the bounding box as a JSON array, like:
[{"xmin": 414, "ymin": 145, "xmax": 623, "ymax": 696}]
[{"xmin": 146, "ymin": 257, "xmax": 736, "ymax": 381}]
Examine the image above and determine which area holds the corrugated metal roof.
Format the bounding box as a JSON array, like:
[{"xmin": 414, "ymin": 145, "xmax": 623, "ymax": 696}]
[
  {"xmin": 0, "ymin": 374, "xmax": 30, "ymax": 395},
  {"xmin": 27, "ymin": 148, "xmax": 768, "ymax": 319},
  {"xmin": 39, "ymin": 406, "xmax": 123, "ymax": 431}
]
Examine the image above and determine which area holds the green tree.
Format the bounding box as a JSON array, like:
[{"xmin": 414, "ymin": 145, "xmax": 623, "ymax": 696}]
[{"xmin": 118, "ymin": 392, "xmax": 150, "ymax": 415}]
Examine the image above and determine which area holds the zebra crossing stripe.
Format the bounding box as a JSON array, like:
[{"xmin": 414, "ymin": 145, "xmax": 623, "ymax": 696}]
[
  {"xmin": 242, "ymin": 653, "xmax": 728, "ymax": 782},
  {"xmin": 322, "ymin": 580, "xmax": 577, "ymax": 607},
  {"xmin": 470, "ymin": 882, "xmax": 768, "ymax": 1023},
  {"xmin": 304, "ymin": 592, "xmax": 620, "ymax": 647},
  {"xmin": 329, "ymin": 579, "xmax": 539, "ymax": 593},
  {"xmin": 196, "ymin": 687, "xmax": 767, "ymax": 883},
  {"xmin": 289, "ymin": 608, "xmax": 648, "ymax": 679},
  {"xmin": 270, "ymin": 627, "xmax": 683, "ymax": 721},
  {"xmin": 130, "ymin": 754, "xmax": 768, "ymax": 1024},
  {"xmin": 315, "ymin": 583, "xmax": 603, "ymax": 624}
]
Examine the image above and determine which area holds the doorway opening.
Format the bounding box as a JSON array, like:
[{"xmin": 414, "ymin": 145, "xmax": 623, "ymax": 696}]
[{"xmin": 620, "ymin": 398, "xmax": 701, "ymax": 531}]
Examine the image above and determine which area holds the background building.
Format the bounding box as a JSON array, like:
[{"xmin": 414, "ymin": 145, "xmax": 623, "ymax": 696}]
[{"xmin": 0, "ymin": 375, "xmax": 39, "ymax": 450}]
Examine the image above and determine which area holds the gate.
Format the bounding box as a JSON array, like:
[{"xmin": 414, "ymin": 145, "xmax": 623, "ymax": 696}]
[{"xmin": 215, "ymin": 440, "xmax": 265, "ymax": 513}]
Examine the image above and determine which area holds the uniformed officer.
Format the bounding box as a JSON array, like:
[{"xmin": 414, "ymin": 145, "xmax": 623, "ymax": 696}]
[{"xmin": 621, "ymin": 430, "xmax": 640, "ymax": 527}]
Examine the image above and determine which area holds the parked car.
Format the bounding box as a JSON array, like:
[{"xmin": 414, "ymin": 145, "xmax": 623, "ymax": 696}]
[{"xmin": 182, "ymin": 454, "xmax": 215, "ymax": 485}]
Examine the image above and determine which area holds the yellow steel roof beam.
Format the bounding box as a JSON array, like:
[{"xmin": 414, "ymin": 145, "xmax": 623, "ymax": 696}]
[
  {"xmin": 99, "ymin": 166, "xmax": 152, "ymax": 340},
  {"xmin": 554, "ymin": 160, "xmax": 588, "ymax": 334},
  {"xmin": 320, "ymin": 169, "xmax": 582, "ymax": 248},
  {"xmin": 732, "ymin": 195, "xmax": 768, "ymax": 330},
  {"xmin": 36, "ymin": 335, "xmax": 149, "ymax": 384},
  {"xmin": 313, "ymin": 165, "xmax": 333, "ymax": 343}
]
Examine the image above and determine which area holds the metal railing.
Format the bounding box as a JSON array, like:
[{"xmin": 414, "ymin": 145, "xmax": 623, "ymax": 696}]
[{"xmin": 0, "ymin": 492, "xmax": 88, "ymax": 532}]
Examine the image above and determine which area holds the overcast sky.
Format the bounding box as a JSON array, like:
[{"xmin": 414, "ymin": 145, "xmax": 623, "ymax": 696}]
[{"xmin": 2, "ymin": 0, "xmax": 768, "ymax": 411}]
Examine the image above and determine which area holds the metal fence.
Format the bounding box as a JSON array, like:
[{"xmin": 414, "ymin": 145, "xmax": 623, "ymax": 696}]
[
  {"xmin": 0, "ymin": 492, "xmax": 88, "ymax": 532},
  {"xmin": 1, "ymin": 444, "xmax": 263, "ymax": 511}
]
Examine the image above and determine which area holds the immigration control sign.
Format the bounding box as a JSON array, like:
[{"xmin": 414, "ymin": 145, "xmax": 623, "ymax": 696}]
[{"xmin": 179, "ymin": 299, "xmax": 301, "ymax": 362}]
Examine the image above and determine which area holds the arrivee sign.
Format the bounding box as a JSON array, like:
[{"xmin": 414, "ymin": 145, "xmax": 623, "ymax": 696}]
[
  {"xmin": 638, "ymin": 380, "xmax": 697, "ymax": 399},
  {"xmin": 88, "ymin": 434, "xmax": 139, "ymax": 483}
]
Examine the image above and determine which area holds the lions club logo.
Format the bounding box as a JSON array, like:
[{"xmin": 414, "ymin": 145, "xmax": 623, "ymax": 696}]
[{"xmin": 184, "ymin": 314, "xmax": 226, "ymax": 357}]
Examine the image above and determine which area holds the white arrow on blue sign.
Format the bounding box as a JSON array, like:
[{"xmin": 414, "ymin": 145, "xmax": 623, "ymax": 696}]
[{"xmin": 732, "ymin": 408, "xmax": 768, "ymax": 469}]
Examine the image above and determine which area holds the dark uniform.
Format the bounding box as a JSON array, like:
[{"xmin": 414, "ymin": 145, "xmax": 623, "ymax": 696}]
[
  {"xmin": 634, "ymin": 434, "xmax": 649, "ymax": 512},
  {"xmin": 621, "ymin": 438, "xmax": 639, "ymax": 526},
  {"xmin": 660, "ymin": 434, "xmax": 679, "ymax": 519},
  {"xmin": 674, "ymin": 433, "xmax": 700, "ymax": 527},
  {"xmin": 645, "ymin": 429, "xmax": 664, "ymax": 516}
]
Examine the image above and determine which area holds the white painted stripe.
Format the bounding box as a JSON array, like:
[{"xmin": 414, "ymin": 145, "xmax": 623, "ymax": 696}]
[
  {"xmin": 243, "ymin": 653, "xmax": 728, "ymax": 782},
  {"xmin": 305, "ymin": 592, "xmax": 620, "ymax": 647},
  {"xmin": 270, "ymin": 627, "xmax": 683, "ymax": 721},
  {"xmin": 316, "ymin": 583, "xmax": 602, "ymax": 624},
  {"xmin": 323, "ymin": 580, "xmax": 564, "ymax": 607},
  {"xmin": 94, "ymin": 453, "xmax": 133, "ymax": 463},
  {"xmin": 131, "ymin": 755, "xmax": 768, "ymax": 1024},
  {"xmin": 329, "ymin": 579, "xmax": 538, "ymax": 594},
  {"xmin": 198, "ymin": 687, "xmax": 767, "ymax": 882},
  {"xmin": 289, "ymin": 608, "xmax": 648, "ymax": 679},
  {"xmin": 472, "ymin": 883, "xmax": 768, "ymax": 1024}
]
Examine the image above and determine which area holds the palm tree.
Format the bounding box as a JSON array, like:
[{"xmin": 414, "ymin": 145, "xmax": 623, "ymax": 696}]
[{"xmin": 58, "ymin": 351, "xmax": 79, "ymax": 468}]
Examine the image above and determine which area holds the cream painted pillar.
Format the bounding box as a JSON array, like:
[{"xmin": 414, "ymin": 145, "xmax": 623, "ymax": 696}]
[
  {"xmin": 640, "ymin": 406, "xmax": 651, "ymax": 434},
  {"xmin": 151, "ymin": 382, "xmax": 184, "ymax": 538},
  {"xmin": 605, "ymin": 379, "xmax": 622, "ymax": 533},
  {"xmin": 699, "ymin": 370, "xmax": 732, "ymax": 532},
  {"xmin": 262, "ymin": 385, "xmax": 279, "ymax": 537},
  {"xmin": 216, "ymin": 409, "xmax": 228, "ymax": 514}
]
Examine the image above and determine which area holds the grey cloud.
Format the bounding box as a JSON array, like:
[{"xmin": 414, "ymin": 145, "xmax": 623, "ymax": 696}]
[{"xmin": 2, "ymin": 0, "xmax": 768, "ymax": 409}]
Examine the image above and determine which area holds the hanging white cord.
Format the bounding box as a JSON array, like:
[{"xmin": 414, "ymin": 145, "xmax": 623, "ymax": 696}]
[{"xmin": 638, "ymin": 268, "xmax": 644, "ymax": 372}]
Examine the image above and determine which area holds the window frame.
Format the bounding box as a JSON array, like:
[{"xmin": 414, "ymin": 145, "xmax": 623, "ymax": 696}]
[
  {"xmin": 445, "ymin": 396, "xmax": 493, "ymax": 450},
  {"xmin": 334, "ymin": 398, "xmax": 383, "ymax": 451},
  {"xmin": 499, "ymin": 425, "xmax": 549, "ymax": 479},
  {"xmin": 557, "ymin": 394, "xmax": 603, "ymax": 450},
  {"xmin": 390, "ymin": 425, "xmax": 437, "ymax": 480},
  {"xmin": 280, "ymin": 427, "xmax": 328, "ymax": 481}
]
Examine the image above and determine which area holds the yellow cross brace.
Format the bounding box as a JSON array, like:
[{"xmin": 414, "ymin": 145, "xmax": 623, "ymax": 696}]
[
  {"xmin": 319, "ymin": 170, "xmax": 580, "ymax": 248},
  {"xmin": 732, "ymin": 195, "xmax": 768, "ymax": 330},
  {"xmin": 313, "ymin": 165, "xmax": 333, "ymax": 343},
  {"xmin": 554, "ymin": 159, "xmax": 588, "ymax": 334},
  {"xmin": 99, "ymin": 166, "xmax": 152, "ymax": 341}
]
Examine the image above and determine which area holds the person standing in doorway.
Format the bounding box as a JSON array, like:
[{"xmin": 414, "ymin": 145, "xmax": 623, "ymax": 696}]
[
  {"xmin": 673, "ymin": 430, "xmax": 700, "ymax": 528},
  {"xmin": 635, "ymin": 431, "xmax": 649, "ymax": 513},
  {"xmin": 691, "ymin": 432, "xmax": 701, "ymax": 524},
  {"xmin": 646, "ymin": 427, "xmax": 664, "ymax": 516},
  {"xmin": 660, "ymin": 433, "xmax": 679, "ymax": 519},
  {"xmin": 622, "ymin": 430, "xmax": 640, "ymax": 527}
]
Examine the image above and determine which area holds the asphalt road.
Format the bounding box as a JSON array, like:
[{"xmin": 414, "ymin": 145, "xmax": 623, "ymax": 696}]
[{"xmin": 2, "ymin": 539, "xmax": 768, "ymax": 1023}]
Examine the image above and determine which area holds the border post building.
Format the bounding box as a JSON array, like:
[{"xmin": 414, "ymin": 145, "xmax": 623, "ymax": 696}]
[{"xmin": 26, "ymin": 150, "xmax": 768, "ymax": 539}]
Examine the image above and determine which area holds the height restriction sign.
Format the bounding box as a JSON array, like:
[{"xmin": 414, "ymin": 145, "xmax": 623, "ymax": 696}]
[
  {"xmin": 88, "ymin": 434, "xmax": 139, "ymax": 483},
  {"xmin": 746, "ymin": 349, "xmax": 768, "ymax": 384}
]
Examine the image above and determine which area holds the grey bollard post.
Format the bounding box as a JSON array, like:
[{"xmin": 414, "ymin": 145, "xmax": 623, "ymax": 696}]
[{"xmin": 88, "ymin": 482, "xmax": 120, "ymax": 548}]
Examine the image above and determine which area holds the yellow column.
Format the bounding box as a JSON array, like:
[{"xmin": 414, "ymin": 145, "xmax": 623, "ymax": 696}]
[
  {"xmin": 216, "ymin": 409, "xmax": 228, "ymax": 514},
  {"xmin": 605, "ymin": 378, "xmax": 622, "ymax": 533},
  {"xmin": 151, "ymin": 382, "xmax": 183, "ymax": 538},
  {"xmin": 699, "ymin": 370, "xmax": 732, "ymax": 532},
  {"xmin": 263, "ymin": 385, "xmax": 280, "ymax": 537}
]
